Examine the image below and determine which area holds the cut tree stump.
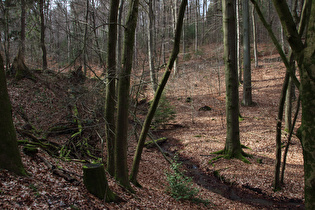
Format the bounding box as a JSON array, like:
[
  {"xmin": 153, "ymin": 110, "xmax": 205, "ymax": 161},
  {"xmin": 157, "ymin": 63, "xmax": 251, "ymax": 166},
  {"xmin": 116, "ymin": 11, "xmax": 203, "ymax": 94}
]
[{"xmin": 83, "ymin": 163, "xmax": 117, "ymax": 201}]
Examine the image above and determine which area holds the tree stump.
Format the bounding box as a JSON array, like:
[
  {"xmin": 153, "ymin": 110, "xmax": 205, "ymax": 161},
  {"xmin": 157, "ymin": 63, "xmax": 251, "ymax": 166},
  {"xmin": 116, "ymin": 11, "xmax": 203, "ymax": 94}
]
[{"xmin": 83, "ymin": 163, "xmax": 117, "ymax": 202}]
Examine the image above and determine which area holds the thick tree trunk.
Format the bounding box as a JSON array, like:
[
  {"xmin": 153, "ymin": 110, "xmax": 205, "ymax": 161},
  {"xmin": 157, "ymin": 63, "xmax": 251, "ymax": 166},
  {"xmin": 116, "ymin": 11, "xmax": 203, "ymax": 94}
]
[
  {"xmin": 270, "ymin": 0, "xmax": 314, "ymax": 208},
  {"xmin": 0, "ymin": 54, "xmax": 26, "ymax": 176},
  {"xmin": 222, "ymin": 0, "xmax": 244, "ymax": 159},
  {"xmin": 115, "ymin": 0, "xmax": 139, "ymax": 190},
  {"xmin": 300, "ymin": 1, "xmax": 315, "ymax": 207},
  {"xmin": 105, "ymin": 0, "xmax": 120, "ymax": 176},
  {"xmin": 83, "ymin": 163, "xmax": 117, "ymax": 201}
]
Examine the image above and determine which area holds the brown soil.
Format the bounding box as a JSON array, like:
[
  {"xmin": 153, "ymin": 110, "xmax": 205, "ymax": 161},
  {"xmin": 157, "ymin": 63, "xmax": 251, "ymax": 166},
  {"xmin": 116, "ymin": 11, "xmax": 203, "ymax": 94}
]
[{"xmin": 0, "ymin": 45, "xmax": 304, "ymax": 209}]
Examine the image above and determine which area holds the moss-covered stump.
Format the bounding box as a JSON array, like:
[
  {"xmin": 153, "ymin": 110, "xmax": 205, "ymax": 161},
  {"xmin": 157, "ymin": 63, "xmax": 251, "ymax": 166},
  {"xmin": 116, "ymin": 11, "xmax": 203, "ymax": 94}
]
[
  {"xmin": 10, "ymin": 51, "xmax": 35, "ymax": 81},
  {"xmin": 83, "ymin": 163, "xmax": 117, "ymax": 202}
]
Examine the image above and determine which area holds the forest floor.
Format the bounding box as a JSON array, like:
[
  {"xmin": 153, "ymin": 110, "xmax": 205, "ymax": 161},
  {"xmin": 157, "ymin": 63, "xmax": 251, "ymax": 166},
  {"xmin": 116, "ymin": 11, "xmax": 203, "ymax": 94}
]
[{"xmin": 1, "ymin": 44, "xmax": 305, "ymax": 209}]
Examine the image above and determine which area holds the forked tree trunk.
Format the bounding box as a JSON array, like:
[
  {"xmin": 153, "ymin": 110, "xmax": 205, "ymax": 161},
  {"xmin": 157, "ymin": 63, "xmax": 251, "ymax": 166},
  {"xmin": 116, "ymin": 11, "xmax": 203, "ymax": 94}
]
[{"xmin": 0, "ymin": 54, "xmax": 26, "ymax": 176}]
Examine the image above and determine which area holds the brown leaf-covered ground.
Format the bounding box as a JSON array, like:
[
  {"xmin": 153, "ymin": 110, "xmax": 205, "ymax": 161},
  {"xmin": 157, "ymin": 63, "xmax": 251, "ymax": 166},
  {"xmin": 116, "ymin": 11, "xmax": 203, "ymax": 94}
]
[{"xmin": 1, "ymin": 44, "xmax": 304, "ymax": 209}]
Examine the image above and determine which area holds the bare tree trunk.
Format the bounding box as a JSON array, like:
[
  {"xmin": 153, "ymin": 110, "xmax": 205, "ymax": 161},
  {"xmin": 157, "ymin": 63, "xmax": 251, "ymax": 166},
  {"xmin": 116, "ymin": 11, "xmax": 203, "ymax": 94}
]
[
  {"xmin": 116, "ymin": 0, "xmax": 124, "ymax": 76},
  {"xmin": 3, "ymin": 0, "xmax": 11, "ymax": 72},
  {"xmin": 194, "ymin": 0, "xmax": 199, "ymax": 52},
  {"xmin": 40, "ymin": 0, "xmax": 48, "ymax": 70},
  {"xmin": 105, "ymin": 0, "xmax": 120, "ymax": 176},
  {"xmin": 236, "ymin": 0, "xmax": 242, "ymax": 82},
  {"xmin": 83, "ymin": 0, "xmax": 90, "ymax": 76},
  {"xmin": 115, "ymin": 0, "xmax": 139, "ymax": 190},
  {"xmin": 20, "ymin": 0, "xmax": 26, "ymax": 60},
  {"xmin": 242, "ymin": 0, "xmax": 253, "ymax": 106},
  {"xmin": 214, "ymin": 0, "xmax": 248, "ymax": 162},
  {"xmin": 148, "ymin": 0, "xmax": 158, "ymax": 92},
  {"xmin": 171, "ymin": 0, "xmax": 178, "ymax": 75},
  {"xmin": 0, "ymin": 54, "xmax": 26, "ymax": 176},
  {"xmin": 130, "ymin": 0, "xmax": 187, "ymax": 186},
  {"xmin": 252, "ymin": 5, "xmax": 258, "ymax": 68}
]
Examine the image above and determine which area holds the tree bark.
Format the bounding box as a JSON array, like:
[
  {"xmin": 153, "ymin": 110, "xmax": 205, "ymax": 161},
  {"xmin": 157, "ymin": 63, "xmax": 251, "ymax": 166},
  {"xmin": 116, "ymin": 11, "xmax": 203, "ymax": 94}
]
[
  {"xmin": 148, "ymin": 0, "xmax": 158, "ymax": 92},
  {"xmin": 83, "ymin": 163, "xmax": 117, "ymax": 201},
  {"xmin": 40, "ymin": 0, "xmax": 48, "ymax": 70},
  {"xmin": 270, "ymin": 0, "xmax": 315, "ymax": 208},
  {"xmin": 115, "ymin": 0, "xmax": 139, "ymax": 190},
  {"xmin": 242, "ymin": 0, "xmax": 253, "ymax": 106},
  {"xmin": 105, "ymin": 0, "xmax": 120, "ymax": 176},
  {"xmin": 0, "ymin": 54, "xmax": 27, "ymax": 176},
  {"xmin": 236, "ymin": 0, "xmax": 242, "ymax": 82},
  {"xmin": 129, "ymin": 0, "xmax": 187, "ymax": 186},
  {"xmin": 220, "ymin": 0, "xmax": 248, "ymax": 161},
  {"xmin": 252, "ymin": 5, "xmax": 258, "ymax": 68},
  {"xmin": 299, "ymin": 1, "xmax": 315, "ymax": 207}
]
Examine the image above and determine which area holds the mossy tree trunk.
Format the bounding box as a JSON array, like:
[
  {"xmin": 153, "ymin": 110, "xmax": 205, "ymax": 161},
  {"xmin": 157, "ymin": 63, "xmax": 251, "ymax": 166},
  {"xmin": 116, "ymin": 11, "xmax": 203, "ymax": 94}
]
[
  {"xmin": 114, "ymin": 0, "xmax": 139, "ymax": 191},
  {"xmin": 271, "ymin": 0, "xmax": 315, "ymax": 208},
  {"xmin": 129, "ymin": 0, "xmax": 187, "ymax": 186},
  {"xmin": 105, "ymin": 0, "xmax": 120, "ymax": 176},
  {"xmin": 83, "ymin": 163, "xmax": 117, "ymax": 202},
  {"xmin": 220, "ymin": 0, "xmax": 247, "ymax": 161},
  {"xmin": 299, "ymin": 1, "xmax": 315, "ymax": 208},
  {"xmin": 0, "ymin": 54, "xmax": 27, "ymax": 176}
]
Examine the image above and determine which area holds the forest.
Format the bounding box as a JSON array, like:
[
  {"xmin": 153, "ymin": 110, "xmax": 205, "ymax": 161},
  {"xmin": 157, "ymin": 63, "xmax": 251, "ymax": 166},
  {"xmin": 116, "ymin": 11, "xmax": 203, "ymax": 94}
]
[{"xmin": 1, "ymin": 0, "xmax": 315, "ymax": 209}]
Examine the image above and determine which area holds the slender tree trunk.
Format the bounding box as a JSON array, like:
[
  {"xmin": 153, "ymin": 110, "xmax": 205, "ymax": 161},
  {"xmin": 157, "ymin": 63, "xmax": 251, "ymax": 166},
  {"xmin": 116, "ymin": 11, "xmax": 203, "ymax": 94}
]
[
  {"xmin": 236, "ymin": 0, "xmax": 242, "ymax": 82},
  {"xmin": 148, "ymin": 0, "xmax": 158, "ymax": 92},
  {"xmin": 171, "ymin": 0, "xmax": 178, "ymax": 75},
  {"xmin": 20, "ymin": 0, "xmax": 26, "ymax": 60},
  {"xmin": 252, "ymin": 5, "xmax": 258, "ymax": 68},
  {"xmin": 40, "ymin": 0, "xmax": 48, "ymax": 70},
  {"xmin": 285, "ymin": 54, "xmax": 295, "ymax": 131},
  {"xmin": 0, "ymin": 54, "xmax": 26, "ymax": 176},
  {"xmin": 115, "ymin": 0, "xmax": 139, "ymax": 190},
  {"xmin": 116, "ymin": 0, "xmax": 124, "ymax": 76},
  {"xmin": 105, "ymin": 0, "xmax": 120, "ymax": 176},
  {"xmin": 195, "ymin": 0, "xmax": 199, "ymax": 52},
  {"xmin": 83, "ymin": 0, "xmax": 90, "ymax": 76},
  {"xmin": 129, "ymin": 0, "xmax": 187, "ymax": 186},
  {"xmin": 4, "ymin": 0, "xmax": 10, "ymax": 72},
  {"xmin": 274, "ymin": 72, "xmax": 290, "ymax": 190},
  {"xmin": 242, "ymin": 0, "xmax": 253, "ymax": 106}
]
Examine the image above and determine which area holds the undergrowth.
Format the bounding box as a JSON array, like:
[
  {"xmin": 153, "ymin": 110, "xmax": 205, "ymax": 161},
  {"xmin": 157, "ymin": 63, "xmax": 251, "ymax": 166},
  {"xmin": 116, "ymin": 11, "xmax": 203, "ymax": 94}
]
[{"xmin": 165, "ymin": 155, "xmax": 210, "ymax": 205}]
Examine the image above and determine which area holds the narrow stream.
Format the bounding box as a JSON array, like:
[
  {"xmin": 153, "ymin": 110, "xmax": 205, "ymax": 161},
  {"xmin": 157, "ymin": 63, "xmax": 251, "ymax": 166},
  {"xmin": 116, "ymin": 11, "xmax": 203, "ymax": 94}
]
[{"xmin": 161, "ymin": 144, "xmax": 304, "ymax": 209}]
